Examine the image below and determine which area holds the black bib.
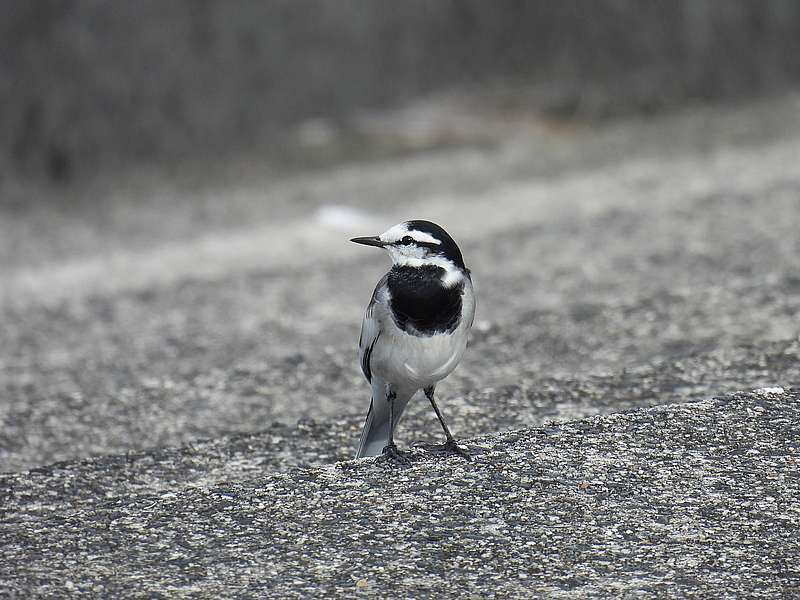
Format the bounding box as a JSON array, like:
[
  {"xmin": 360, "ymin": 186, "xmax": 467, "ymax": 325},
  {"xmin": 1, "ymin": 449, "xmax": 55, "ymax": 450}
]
[{"xmin": 387, "ymin": 265, "xmax": 464, "ymax": 336}]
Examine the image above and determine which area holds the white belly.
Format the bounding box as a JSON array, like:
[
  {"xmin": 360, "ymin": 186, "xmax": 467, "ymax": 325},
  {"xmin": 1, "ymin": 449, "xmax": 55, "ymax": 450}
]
[
  {"xmin": 363, "ymin": 272, "xmax": 475, "ymax": 393},
  {"xmin": 371, "ymin": 324, "xmax": 469, "ymax": 391}
]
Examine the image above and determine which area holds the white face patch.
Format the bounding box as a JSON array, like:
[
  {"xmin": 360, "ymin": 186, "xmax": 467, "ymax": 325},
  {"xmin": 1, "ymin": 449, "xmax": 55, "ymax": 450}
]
[
  {"xmin": 385, "ymin": 244, "xmax": 426, "ymax": 265},
  {"xmin": 377, "ymin": 221, "xmax": 463, "ymax": 287},
  {"xmin": 379, "ymin": 223, "xmax": 409, "ymax": 244}
]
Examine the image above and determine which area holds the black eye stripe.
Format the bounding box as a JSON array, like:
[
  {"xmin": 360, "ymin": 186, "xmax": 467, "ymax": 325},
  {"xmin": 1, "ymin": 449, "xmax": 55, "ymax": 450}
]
[
  {"xmin": 417, "ymin": 241, "xmax": 440, "ymax": 251},
  {"xmin": 397, "ymin": 235, "xmax": 441, "ymax": 251}
]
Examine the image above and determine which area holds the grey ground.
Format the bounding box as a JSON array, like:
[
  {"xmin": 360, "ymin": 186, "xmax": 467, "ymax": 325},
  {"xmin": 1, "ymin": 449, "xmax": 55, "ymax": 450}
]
[
  {"xmin": 2, "ymin": 93, "xmax": 800, "ymax": 597},
  {"xmin": 2, "ymin": 390, "xmax": 798, "ymax": 598}
]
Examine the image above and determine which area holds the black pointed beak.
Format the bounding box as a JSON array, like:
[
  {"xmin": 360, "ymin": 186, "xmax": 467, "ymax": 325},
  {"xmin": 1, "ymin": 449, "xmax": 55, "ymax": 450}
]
[{"xmin": 350, "ymin": 236, "xmax": 385, "ymax": 248}]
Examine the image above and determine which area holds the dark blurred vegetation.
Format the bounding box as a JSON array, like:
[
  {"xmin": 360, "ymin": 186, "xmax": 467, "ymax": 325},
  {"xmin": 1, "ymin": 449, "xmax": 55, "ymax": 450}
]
[{"xmin": 2, "ymin": 0, "xmax": 800, "ymax": 182}]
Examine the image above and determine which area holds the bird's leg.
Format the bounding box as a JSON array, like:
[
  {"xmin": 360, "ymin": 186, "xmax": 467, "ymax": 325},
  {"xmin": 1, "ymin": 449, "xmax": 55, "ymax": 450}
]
[
  {"xmin": 419, "ymin": 386, "xmax": 471, "ymax": 461},
  {"xmin": 378, "ymin": 389, "xmax": 411, "ymax": 465},
  {"xmin": 425, "ymin": 386, "xmax": 455, "ymax": 440},
  {"xmin": 387, "ymin": 390, "xmax": 398, "ymax": 447}
]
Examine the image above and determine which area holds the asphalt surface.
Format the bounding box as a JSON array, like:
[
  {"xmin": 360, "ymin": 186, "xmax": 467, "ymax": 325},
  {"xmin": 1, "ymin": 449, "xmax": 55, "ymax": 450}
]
[
  {"xmin": 1, "ymin": 93, "xmax": 800, "ymax": 597},
  {"xmin": 2, "ymin": 389, "xmax": 798, "ymax": 597},
  {"xmin": 2, "ymin": 94, "xmax": 800, "ymax": 472}
]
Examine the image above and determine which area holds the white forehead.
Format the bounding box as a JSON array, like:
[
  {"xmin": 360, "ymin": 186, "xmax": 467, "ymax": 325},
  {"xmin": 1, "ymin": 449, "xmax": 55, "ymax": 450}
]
[{"xmin": 379, "ymin": 222, "xmax": 441, "ymax": 245}]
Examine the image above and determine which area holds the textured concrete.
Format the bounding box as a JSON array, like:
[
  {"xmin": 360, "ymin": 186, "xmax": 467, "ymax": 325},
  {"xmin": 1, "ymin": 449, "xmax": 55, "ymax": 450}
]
[
  {"xmin": 2, "ymin": 389, "xmax": 798, "ymax": 598},
  {"xmin": 2, "ymin": 94, "xmax": 800, "ymax": 472},
  {"xmin": 2, "ymin": 95, "xmax": 800, "ymax": 597}
]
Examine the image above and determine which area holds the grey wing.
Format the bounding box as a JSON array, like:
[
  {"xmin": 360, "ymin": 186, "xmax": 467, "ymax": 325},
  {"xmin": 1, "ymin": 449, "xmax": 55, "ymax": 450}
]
[
  {"xmin": 464, "ymin": 273, "xmax": 476, "ymax": 329},
  {"xmin": 358, "ymin": 275, "xmax": 386, "ymax": 383}
]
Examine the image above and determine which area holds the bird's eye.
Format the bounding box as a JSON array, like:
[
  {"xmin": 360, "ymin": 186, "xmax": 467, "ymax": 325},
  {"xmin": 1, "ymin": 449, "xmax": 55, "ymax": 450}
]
[{"xmin": 400, "ymin": 236, "xmax": 414, "ymax": 245}]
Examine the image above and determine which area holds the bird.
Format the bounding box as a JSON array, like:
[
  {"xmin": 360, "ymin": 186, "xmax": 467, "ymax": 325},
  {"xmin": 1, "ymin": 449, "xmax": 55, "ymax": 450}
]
[{"xmin": 350, "ymin": 220, "xmax": 475, "ymax": 463}]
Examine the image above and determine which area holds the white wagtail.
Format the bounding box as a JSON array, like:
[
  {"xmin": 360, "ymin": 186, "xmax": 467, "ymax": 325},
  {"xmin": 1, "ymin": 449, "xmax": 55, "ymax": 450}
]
[{"xmin": 350, "ymin": 220, "xmax": 475, "ymax": 463}]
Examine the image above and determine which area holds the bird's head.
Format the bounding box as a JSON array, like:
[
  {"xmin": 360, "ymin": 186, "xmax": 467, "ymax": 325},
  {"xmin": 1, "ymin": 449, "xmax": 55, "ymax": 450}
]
[{"xmin": 351, "ymin": 220, "xmax": 466, "ymax": 285}]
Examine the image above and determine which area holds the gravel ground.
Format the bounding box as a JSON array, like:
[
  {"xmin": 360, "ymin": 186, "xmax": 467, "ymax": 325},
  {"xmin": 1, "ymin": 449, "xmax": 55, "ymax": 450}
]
[
  {"xmin": 1, "ymin": 93, "xmax": 800, "ymax": 597},
  {"xmin": 2, "ymin": 389, "xmax": 798, "ymax": 598},
  {"xmin": 2, "ymin": 94, "xmax": 800, "ymax": 471}
]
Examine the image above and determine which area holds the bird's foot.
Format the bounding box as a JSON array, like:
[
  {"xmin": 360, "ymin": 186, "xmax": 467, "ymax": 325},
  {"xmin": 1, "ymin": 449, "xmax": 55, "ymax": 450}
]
[
  {"xmin": 376, "ymin": 443, "xmax": 412, "ymax": 466},
  {"xmin": 416, "ymin": 438, "xmax": 472, "ymax": 461}
]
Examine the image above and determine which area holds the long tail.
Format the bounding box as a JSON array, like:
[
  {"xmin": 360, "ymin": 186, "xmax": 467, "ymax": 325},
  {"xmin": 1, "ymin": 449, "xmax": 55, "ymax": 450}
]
[
  {"xmin": 355, "ymin": 378, "xmax": 413, "ymax": 458},
  {"xmin": 355, "ymin": 399, "xmax": 388, "ymax": 458}
]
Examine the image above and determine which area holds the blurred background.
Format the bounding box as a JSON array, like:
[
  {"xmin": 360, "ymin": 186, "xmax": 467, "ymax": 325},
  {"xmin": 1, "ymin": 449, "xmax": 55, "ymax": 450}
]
[
  {"xmin": 4, "ymin": 0, "xmax": 800, "ymax": 182},
  {"xmin": 2, "ymin": 1, "xmax": 800, "ymax": 472}
]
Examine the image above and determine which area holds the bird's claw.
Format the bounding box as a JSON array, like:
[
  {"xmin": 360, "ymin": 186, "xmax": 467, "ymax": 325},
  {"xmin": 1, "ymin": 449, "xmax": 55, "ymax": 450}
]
[
  {"xmin": 376, "ymin": 443, "xmax": 412, "ymax": 466},
  {"xmin": 416, "ymin": 438, "xmax": 472, "ymax": 461}
]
